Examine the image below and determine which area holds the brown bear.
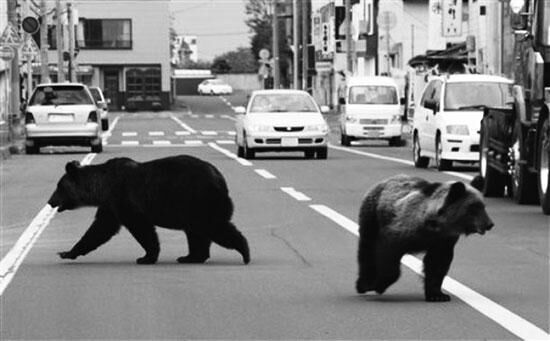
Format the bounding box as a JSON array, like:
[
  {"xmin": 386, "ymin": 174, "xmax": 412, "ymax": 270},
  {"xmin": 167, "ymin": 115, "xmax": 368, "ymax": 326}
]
[
  {"xmin": 355, "ymin": 174, "xmax": 493, "ymax": 302},
  {"xmin": 48, "ymin": 155, "xmax": 250, "ymax": 265}
]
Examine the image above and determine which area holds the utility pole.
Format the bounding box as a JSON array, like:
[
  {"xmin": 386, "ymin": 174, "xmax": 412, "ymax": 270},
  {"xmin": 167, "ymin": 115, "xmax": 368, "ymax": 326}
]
[
  {"xmin": 345, "ymin": 0, "xmax": 353, "ymax": 74},
  {"xmin": 67, "ymin": 2, "xmax": 75, "ymax": 82},
  {"xmin": 56, "ymin": 0, "xmax": 65, "ymax": 82},
  {"xmin": 292, "ymin": 0, "xmax": 299, "ymax": 89},
  {"xmin": 301, "ymin": 0, "xmax": 309, "ymax": 91},
  {"xmin": 40, "ymin": 0, "xmax": 50, "ymax": 83},
  {"xmin": 6, "ymin": 0, "xmax": 20, "ymax": 143},
  {"xmin": 272, "ymin": 0, "xmax": 280, "ymax": 89}
]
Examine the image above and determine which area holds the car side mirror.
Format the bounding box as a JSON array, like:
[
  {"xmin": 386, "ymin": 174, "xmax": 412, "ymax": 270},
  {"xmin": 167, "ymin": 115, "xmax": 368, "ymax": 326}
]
[
  {"xmin": 400, "ymin": 97, "xmax": 406, "ymax": 105},
  {"xmin": 320, "ymin": 105, "xmax": 330, "ymax": 114},
  {"xmin": 234, "ymin": 106, "xmax": 246, "ymax": 115},
  {"xmin": 338, "ymin": 97, "xmax": 346, "ymax": 105},
  {"xmin": 424, "ymin": 99, "xmax": 439, "ymax": 113},
  {"xmin": 20, "ymin": 102, "xmax": 27, "ymax": 113}
]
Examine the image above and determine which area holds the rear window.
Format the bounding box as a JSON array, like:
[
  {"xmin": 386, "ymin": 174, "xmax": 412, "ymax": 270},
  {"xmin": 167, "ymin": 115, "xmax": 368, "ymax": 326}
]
[
  {"xmin": 30, "ymin": 86, "xmax": 94, "ymax": 106},
  {"xmin": 88, "ymin": 88, "xmax": 103, "ymax": 102},
  {"xmin": 348, "ymin": 86, "xmax": 398, "ymax": 104},
  {"xmin": 444, "ymin": 82, "xmax": 513, "ymax": 110}
]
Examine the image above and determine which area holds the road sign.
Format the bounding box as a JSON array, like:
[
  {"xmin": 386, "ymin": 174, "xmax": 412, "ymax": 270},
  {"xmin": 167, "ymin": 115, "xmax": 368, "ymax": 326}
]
[
  {"xmin": 20, "ymin": 36, "xmax": 40, "ymax": 60},
  {"xmin": 0, "ymin": 23, "xmax": 22, "ymax": 46},
  {"xmin": 0, "ymin": 45, "xmax": 15, "ymax": 61},
  {"xmin": 22, "ymin": 16, "xmax": 40, "ymax": 35},
  {"xmin": 259, "ymin": 48, "xmax": 270, "ymax": 60},
  {"xmin": 442, "ymin": 0, "xmax": 462, "ymax": 37}
]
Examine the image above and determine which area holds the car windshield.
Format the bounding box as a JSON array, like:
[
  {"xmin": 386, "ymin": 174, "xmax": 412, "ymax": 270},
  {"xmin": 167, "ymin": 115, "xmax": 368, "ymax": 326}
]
[
  {"xmin": 88, "ymin": 88, "xmax": 103, "ymax": 102},
  {"xmin": 250, "ymin": 93, "xmax": 318, "ymax": 113},
  {"xmin": 348, "ymin": 85, "xmax": 398, "ymax": 104},
  {"xmin": 209, "ymin": 79, "xmax": 224, "ymax": 84},
  {"xmin": 30, "ymin": 86, "xmax": 95, "ymax": 106},
  {"xmin": 444, "ymin": 82, "xmax": 513, "ymax": 110}
]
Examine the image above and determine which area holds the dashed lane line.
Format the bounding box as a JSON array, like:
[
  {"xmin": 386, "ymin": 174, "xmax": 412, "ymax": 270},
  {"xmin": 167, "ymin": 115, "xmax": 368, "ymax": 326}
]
[
  {"xmin": 255, "ymin": 169, "xmax": 277, "ymax": 179},
  {"xmin": 280, "ymin": 187, "xmax": 311, "ymax": 201}
]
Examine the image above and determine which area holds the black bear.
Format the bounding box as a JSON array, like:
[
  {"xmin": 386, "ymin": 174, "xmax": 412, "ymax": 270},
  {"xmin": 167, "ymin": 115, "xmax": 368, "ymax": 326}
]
[
  {"xmin": 48, "ymin": 155, "xmax": 250, "ymax": 265},
  {"xmin": 355, "ymin": 174, "xmax": 493, "ymax": 302}
]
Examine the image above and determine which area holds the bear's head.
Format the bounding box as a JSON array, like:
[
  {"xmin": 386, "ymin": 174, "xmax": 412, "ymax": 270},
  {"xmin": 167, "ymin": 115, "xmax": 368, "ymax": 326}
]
[
  {"xmin": 48, "ymin": 161, "xmax": 85, "ymax": 212},
  {"xmin": 427, "ymin": 180, "xmax": 494, "ymax": 236}
]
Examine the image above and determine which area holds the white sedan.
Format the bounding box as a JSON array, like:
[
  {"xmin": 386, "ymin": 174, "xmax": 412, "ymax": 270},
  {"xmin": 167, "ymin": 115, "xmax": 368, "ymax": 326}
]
[
  {"xmin": 235, "ymin": 89, "xmax": 330, "ymax": 159},
  {"xmin": 197, "ymin": 79, "xmax": 233, "ymax": 95}
]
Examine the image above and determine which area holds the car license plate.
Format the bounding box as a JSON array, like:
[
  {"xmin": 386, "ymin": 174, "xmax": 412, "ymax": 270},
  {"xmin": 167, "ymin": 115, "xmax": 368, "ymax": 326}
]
[
  {"xmin": 363, "ymin": 129, "xmax": 382, "ymax": 137},
  {"xmin": 281, "ymin": 137, "xmax": 298, "ymax": 146},
  {"xmin": 49, "ymin": 114, "xmax": 74, "ymax": 122}
]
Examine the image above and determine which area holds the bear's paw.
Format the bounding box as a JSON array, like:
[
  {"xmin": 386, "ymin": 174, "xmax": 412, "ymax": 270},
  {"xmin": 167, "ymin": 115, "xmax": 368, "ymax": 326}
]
[
  {"xmin": 425, "ymin": 292, "xmax": 451, "ymax": 302},
  {"xmin": 58, "ymin": 251, "xmax": 78, "ymax": 260}
]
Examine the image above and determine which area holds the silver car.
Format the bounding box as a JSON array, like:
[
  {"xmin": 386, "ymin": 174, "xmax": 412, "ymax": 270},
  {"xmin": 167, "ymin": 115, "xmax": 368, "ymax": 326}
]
[{"xmin": 24, "ymin": 83, "xmax": 103, "ymax": 154}]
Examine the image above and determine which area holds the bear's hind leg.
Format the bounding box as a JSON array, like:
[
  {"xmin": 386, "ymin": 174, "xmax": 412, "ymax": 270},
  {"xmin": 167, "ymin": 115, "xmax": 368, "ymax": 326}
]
[
  {"xmin": 373, "ymin": 245, "xmax": 402, "ymax": 295},
  {"xmin": 125, "ymin": 222, "xmax": 160, "ymax": 264},
  {"xmin": 423, "ymin": 237, "xmax": 458, "ymax": 302},
  {"xmin": 208, "ymin": 222, "xmax": 250, "ymax": 264},
  {"xmin": 59, "ymin": 207, "xmax": 121, "ymax": 260},
  {"xmin": 356, "ymin": 233, "xmax": 377, "ymax": 294},
  {"xmin": 177, "ymin": 230, "xmax": 211, "ymax": 264}
]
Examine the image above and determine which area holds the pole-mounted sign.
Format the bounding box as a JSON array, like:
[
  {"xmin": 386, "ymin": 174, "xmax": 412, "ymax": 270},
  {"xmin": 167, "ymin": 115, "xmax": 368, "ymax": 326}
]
[{"xmin": 22, "ymin": 17, "xmax": 40, "ymax": 35}]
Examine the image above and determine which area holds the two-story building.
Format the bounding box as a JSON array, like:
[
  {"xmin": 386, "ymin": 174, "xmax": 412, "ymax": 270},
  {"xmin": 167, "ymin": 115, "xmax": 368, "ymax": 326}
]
[{"xmin": 45, "ymin": 0, "xmax": 171, "ymax": 111}]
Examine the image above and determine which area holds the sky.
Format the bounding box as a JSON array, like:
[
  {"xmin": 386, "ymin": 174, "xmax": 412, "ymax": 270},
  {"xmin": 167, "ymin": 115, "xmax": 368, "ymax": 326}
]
[{"xmin": 170, "ymin": 0, "xmax": 251, "ymax": 61}]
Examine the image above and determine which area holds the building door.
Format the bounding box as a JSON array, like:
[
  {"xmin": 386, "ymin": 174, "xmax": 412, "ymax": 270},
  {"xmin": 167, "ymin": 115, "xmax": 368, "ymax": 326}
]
[{"xmin": 103, "ymin": 70, "xmax": 120, "ymax": 110}]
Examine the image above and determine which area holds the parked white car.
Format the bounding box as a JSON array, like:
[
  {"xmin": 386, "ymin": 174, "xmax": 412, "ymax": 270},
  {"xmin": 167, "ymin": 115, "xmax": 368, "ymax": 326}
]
[
  {"xmin": 340, "ymin": 76, "xmax": 405, "ymax": 146},
  {"xmin": 197, "ymin": 79, "xmax": 233, "ymax": 95},
  {"xmin": 23, "ymin": 83, "xmax": 103, "ymax": 154},
  {"xmin": 234, "ymin": 89, "xmax": 330, "ymax": 159},
  {"xmin": 412, "ymin": 74, "xmax": 513, "ymax": 170}
]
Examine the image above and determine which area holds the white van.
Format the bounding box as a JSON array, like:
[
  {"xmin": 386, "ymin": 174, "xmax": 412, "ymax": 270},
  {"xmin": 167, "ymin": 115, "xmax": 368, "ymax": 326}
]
[{"xmin": 339, "ymin": 76, "xmax": 404, "ymax": 146}]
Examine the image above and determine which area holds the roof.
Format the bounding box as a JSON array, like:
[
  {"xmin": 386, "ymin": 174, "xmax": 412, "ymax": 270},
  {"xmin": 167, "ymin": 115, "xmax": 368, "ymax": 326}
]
[
  {"xmin": 346, "ymin": 76, "xmax": 398, "ymax": 86},
  {"xmin": 251, "ymin": 89, "xmax": 312, "ymax": 96},
  {"xmin": 438, "ymin": 74, "xmax": 513, "ymax": 84},
  {"xmin": 36, "ymin": 82, "xmax": 87, "ymax": 87}
]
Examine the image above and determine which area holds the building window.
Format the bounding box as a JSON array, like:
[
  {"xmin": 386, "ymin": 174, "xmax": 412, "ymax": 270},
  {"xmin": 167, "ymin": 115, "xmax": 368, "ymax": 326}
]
[
  {"xmin": 126, "ymin": 67, "xmax": 161, "ymax": 101},
  {"xmin": 78, "ymin": 19, "xmax": 132, "ymax": 49}
]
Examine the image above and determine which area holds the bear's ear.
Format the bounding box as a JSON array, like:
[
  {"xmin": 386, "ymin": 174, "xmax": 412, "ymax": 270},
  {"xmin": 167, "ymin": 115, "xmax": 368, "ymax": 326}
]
[
  {"xmin": 65, "ymin": 161, "xmax": 81, "ymax": 176},
  {"xmin": 445, "ymin": 181, "xmax": 466, "ymax": 204}
]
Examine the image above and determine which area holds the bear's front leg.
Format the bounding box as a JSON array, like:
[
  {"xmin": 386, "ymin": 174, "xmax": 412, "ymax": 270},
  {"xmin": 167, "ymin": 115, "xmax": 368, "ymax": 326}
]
[
  {"xmin": 423, "ymin": 238, "xmax": 457, "ymax": 302},
  {"xmin": 125, "ymin": 223, "xmax": 160, "ymax": 265}
]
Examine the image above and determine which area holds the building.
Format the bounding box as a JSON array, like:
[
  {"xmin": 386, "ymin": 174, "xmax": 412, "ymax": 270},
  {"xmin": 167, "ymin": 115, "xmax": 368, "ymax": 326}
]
[{"xmin": 42, "ymin": 0, "xmax": 171, "ymax": 111}]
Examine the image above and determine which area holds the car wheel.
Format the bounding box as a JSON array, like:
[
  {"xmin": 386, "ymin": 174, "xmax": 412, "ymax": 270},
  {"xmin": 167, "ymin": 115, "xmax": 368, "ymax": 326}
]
[
  {"xmin": 341, "ymin": 132, "xmax": 352, "ymax": 146},
  {"xmin": 25, "ymin": 142, "xmax": 39, "ymax": 154},
  {"xmin": 435, "ymin": 135, "xmax": 452, "ymax": 171},
  {"xmin": 388, "ymin": 136, "xmax": 402, "ymax": 147},
  {"xmin": 316, "ymin": 147, "xmax": 328, "ymax": 159},
  {"xmin": 243, "ymin": 133, "xmax": 255, "ymax": 159},
  {"xmin": 413, "ymin": 133, "xmax": 429, "ymax": 168},
  {"xmin": 237, "ymin": 145, "xmax": 244, "ymax": 158},
  {"xmin": 101, "ymin": 118, "xmax": 109, "ymax": 131},
  {"xmin": 537, "ymin": 115, "xmax": 550, "ymax": 214},
  {"xmin": 91, "ymin": 142, "xmax": 103, "ymax": 153}
]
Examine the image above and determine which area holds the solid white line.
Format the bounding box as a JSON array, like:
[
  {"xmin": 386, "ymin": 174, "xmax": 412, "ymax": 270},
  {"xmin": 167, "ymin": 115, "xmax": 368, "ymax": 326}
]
[
  {"xmin": 169, "ymin": 112, "xmax": 197, "ymax": 134},
  {"xmin": 255, "ymin": 169, "xmax": 277, "ymax": 179},
  {"xmin": 309, "ymin": 203, "xmax": 549, "ymax": 340},
  {"xmin": 329, "ymin": 143, "xmax": 474, "ymax": 181},
  {"xmin": 0, "ymin": 154, "xmax": 97, "ymax": 296},
  {"xmin": 207, "ymin": 142, "xmax": 253, "ymax": 166},
  {"xmin": 281, "ymin": 187, "xmax": 311, "ymax": 201}
]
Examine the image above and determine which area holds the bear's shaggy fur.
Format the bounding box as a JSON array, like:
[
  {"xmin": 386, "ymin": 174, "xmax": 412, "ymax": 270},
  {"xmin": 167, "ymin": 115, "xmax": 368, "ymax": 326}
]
[
  {"xmin": 48, "ymin": 155, "xmax": 250, "ymax": 265},
  {"xmin": 355, "ymin": 174, "xmax": 493, "ymax": 302}
]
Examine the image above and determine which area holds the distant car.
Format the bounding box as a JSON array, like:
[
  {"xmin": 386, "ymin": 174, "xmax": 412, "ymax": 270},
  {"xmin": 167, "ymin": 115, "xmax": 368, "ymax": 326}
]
[
  {"xmin": 88, "ymin": 86, "xmax": 109, "ymax": 131},
  {"xmin": 412, "ymin": 74, "xmax": 514, "ymax": 170},
  {"xmin": 197, "ymin": 79, "xmax": 233, "ymax": 95},
  {"xmin": 23, "ymin": 83, "xmax": 103, "ymax": 154},
  {"xmin": 234, "ymin": 89, "xmax": 330, "ymax": 159}
]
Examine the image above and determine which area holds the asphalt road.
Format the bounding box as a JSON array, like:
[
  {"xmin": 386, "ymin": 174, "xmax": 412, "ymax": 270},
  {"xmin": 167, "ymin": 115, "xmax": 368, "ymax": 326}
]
[{"xmin": 0, "ymin": 94, "xmax": 548, "ymax": 340}]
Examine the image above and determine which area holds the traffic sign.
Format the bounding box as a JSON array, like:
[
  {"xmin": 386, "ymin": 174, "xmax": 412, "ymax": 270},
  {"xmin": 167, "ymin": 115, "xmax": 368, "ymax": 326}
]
[
  {"xmin": 0, "ymin": 45, "xmax": 15, "ymax": 61},
  {"xmin": 259, "ymin": 48, "xmax": 270, "ymax": 60},
  {"xmin": 0, "ymin": 23, "xmax": 22, "ymax": 46},
  {"xmin": 22, "ymin": 16, "xmax": 40, "ymax": 35},
  {"xmin": 20, "ymin": 36, "xmax": 39, "ymax": 60}
]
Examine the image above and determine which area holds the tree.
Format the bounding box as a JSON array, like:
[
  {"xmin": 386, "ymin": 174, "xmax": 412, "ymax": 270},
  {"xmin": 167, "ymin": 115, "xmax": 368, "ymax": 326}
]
[{"xmin": 211, "ymin": 47, "xmax": 257, "ymax": 74}]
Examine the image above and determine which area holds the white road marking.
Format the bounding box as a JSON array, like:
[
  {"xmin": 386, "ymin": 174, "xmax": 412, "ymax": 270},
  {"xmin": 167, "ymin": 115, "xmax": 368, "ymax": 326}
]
[
  {"xmin": 201, "ymin": 131, "xmax": 217, "ymax": 136},
  {"xmin": 149, "ymin": 131, "xmax": 165, "ymax": 136},
  {"xmin": 121, "ymin": 140, "xmax": 139, "ymax": 146},
  {"xmin": 309, "ymin": 204, "xmax": 549, "ymax": 341},
  {"xmin": 169, "ymin": 112, "xmax": 197, "ymax": 134},
  {"xmin": 280, "ymin": 187, "xmax": 311, "ymax": 201},
  {"xmin": 215, "ymin": 140, "xmax": 235, "ymax": 145},
  {"xmin": 184, "ymin": 140, "xmax": 203, "ymax": 146},
  {"xmin": 329, "ymin": 143, "xmax": 474, "ymax": 181},
  {"xmin": 208, "ymin": 142, "xmax": 252, "ymax": 166},
  {"xmin": 101, "ymin": 116, "xmax": 120, "ymax": 145},
  {"xmin": 226, "ymin": 131, "xmax": 236, "ymax": 136},
  {"xmin": 152, "ymin": 140, "xmax": 171, "ymax": 145},
  {"xmin": 205, "ymin": 114, "xmax": 214, "ymax": 119},
  {"xmin": 122, "ymin": 131, "xmax": 137, "ymax": 137},
  {"xmin": 222, "ymin": 114, "xmax": 237, "ymax": 121},
  {"xmin": 255, "ymin": 169, "xmax": 277, "ymax": 179},
  {"xmin": 175, "ymin": 131, "xmax": 191, "ymax": 136},
  {"xmin": 0, "ymin": 154, "xmax": 97, "ymax": 296}
]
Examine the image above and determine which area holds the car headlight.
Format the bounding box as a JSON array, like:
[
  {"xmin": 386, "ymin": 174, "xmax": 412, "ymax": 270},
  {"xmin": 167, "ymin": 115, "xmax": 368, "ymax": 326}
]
[
  {"xmin": 306, "ymin": 124, "xmax": 328, "ymax": 133},
  {"xmin": 247, "ymin": 124, "xmax": 271, "ymax": 132},
  {"xmin": 446, "ymin": 125, "xmax": 469, "ymax": 135},
  {"xmin": 345, "ymin": 115, "xmax": 358, "ymax": 123}
]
